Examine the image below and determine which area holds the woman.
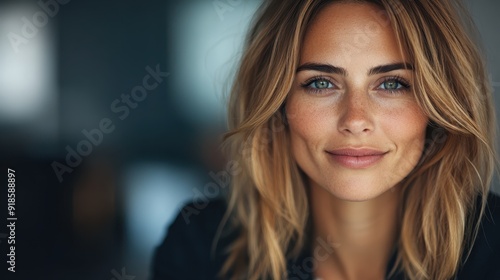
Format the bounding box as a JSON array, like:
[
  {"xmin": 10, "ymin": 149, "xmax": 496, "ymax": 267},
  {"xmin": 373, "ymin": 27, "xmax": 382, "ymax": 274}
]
[{"xmin": 153, "ymin": 0, "xmax": 500, "ymax": 279}]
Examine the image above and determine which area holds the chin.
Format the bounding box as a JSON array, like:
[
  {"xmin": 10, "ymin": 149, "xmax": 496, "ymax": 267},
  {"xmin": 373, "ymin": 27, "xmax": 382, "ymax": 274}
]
[{"xmin": 323, "ymin": 180, "xmax": 395, "ymax": 202}]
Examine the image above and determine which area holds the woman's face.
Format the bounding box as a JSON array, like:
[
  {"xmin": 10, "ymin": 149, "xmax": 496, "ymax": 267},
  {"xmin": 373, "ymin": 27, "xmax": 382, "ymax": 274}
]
[{"xmin": 287, "ymin": 2, "xmax": 428, "ymax": 201}]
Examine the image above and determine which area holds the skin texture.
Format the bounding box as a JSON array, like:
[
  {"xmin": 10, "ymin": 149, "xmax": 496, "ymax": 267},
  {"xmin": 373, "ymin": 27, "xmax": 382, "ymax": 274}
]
[{"xmin": 286, "ymin": 2, "xmax": 429, "ymax": 279}]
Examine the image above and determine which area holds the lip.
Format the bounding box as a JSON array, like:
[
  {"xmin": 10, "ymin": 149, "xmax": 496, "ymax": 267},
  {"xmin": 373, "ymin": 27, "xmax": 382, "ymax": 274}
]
[{"xmin": 326, "ymin": 148, "xmax": 388, "ymax": 169}]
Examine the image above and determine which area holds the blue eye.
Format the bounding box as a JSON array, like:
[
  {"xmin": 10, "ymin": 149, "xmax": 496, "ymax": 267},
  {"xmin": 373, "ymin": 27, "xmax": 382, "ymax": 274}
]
[
  {"xmin": 309, "ymin": 79, "xmax": 333, "ymax": 89},
  {"xmin": 377, "ymin": 77, "xmax": 410, "ymax": 93},
  {"xmin": 380, "ymin": 80, "xmax": 402, "ymax": 90},
  {"xmin": 300, "ymin": 77, "xmax": 335, "ymax": 94}
]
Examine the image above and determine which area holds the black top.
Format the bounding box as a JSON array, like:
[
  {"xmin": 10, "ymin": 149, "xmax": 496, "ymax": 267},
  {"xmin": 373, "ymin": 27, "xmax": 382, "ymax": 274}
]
[{"xmin": 151, "ymin": 193, "xmax": 500, "ymax": 280}]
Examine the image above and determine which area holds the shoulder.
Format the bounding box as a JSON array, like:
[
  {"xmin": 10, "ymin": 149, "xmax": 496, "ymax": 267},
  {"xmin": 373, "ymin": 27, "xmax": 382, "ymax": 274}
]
[
  {"xmin": 457, "ymin": 192, "xmax": 500, "ymax": 279},
  {"xmin": 151, "ymin": 198, "xmax": 235, "ymax": 280}
]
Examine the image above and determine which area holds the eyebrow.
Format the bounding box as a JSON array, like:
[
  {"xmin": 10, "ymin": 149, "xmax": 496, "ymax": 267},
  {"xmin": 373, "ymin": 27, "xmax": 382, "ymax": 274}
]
[
  {"xmin": 296, "ymin": 62, "xmax": 413, "ymax": 76},
  {"xmin": 296, "ymin": 63, "xmax": 347, "ymax": 76},
  {"xmin": 368, "ymin": 63, "xmax": 413, "ymax": 75}
]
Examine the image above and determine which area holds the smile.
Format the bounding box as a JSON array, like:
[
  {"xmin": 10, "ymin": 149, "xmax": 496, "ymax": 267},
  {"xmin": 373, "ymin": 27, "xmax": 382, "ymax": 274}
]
[{"xmin": 326, "ymin": 148, "xmax": 388, "ymax": 169}]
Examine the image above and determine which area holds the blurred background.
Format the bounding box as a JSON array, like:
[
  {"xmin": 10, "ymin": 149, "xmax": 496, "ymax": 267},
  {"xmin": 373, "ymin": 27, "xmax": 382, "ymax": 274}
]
[{"xmin": 0, "ymin": 0, "xmax": 498, "ymax": 279}]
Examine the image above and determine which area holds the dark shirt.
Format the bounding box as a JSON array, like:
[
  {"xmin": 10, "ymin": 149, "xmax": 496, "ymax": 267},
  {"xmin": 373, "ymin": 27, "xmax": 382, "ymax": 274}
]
[{"xmin": 152, "ymin": 193, "xmax": 500, "ymax": 280}]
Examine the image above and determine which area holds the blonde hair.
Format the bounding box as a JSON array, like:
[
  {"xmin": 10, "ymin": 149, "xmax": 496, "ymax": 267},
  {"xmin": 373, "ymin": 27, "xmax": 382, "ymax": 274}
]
[{"xmin": 219, "ymin": 0, "xmax": 496, "ymax": 279}]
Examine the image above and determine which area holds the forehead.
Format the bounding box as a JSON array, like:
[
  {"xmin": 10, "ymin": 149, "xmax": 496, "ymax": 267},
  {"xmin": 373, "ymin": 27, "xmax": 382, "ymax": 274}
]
[{"xmin": 301, "ymin": 2, "xmax": 406, "ymax": 67}]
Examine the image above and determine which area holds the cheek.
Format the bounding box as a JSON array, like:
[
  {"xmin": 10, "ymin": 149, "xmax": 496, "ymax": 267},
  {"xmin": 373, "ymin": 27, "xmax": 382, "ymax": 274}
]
[
  {"xmin": 286, "ymin": 94, "xmax": 334, "ymax": 142},
  {"xmin": 286, "ymin": 96, "xmax": 324, "ymax": 165},
  {"xmin": 398, "ymin": 108, "xmax": 427, "ymax": 146},
  {"xmin": 383, "ymin": 104, "xmax": 428, "ymax": 167},
  {"xmin": 380, "ymin": 98, "xmax": 428, "ymax": 139},
  {"xmin": 287, "ymin": 96, "xmax": 309, "ymax": 137}
]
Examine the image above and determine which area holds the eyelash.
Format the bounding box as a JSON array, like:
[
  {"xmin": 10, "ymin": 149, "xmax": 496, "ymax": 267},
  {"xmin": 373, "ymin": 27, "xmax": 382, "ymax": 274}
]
[
  {"xmin": 300, "ymin": 75, "xmax": 411, "ymax": 95},
  {"xmin": 378, "ymin": 76, "xmax": 411, "ymax": 94},
  {"xmin": 300, "ymin": 76, "xmax": 335, "ymax": 95}
]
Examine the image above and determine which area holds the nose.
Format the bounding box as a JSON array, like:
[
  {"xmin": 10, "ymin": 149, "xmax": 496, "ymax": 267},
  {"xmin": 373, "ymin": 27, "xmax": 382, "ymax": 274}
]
[{"xmin": 337, "ymin": 90, "xmax": 374, "ymax": 135}]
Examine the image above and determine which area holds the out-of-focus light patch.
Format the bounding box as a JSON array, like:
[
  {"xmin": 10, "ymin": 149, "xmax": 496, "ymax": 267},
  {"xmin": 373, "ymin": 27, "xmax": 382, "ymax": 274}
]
[
  {"xmin": 122, "ymin": 162, "xmax": 201, "ymax": 272},
  {"xmin": 169, "ymin": 0, "xmax": 261, "ymax": 125},
  {"xmin": 0, "ymin": 3, "xmax": 57, "ymax": 122}
]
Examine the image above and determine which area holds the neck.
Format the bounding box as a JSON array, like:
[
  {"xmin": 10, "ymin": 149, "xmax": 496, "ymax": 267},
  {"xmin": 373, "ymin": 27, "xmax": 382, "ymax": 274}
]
[{"xmin": 309, "ymin": 182, "xmax": 401, "ymax": 280}]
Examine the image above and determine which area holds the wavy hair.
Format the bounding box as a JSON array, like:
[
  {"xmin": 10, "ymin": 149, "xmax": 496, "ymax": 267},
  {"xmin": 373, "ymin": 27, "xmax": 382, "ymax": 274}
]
[{"xmin": 219, "ymin": 0, "xmax": 496, "ymax": 279}]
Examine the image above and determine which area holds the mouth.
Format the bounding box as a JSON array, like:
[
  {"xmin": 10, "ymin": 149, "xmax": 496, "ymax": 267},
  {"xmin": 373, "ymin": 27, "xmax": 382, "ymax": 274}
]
[{"xmin": 326, "ymin": 148, "xmax": 388, "ymax": 169}]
